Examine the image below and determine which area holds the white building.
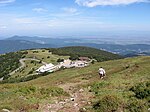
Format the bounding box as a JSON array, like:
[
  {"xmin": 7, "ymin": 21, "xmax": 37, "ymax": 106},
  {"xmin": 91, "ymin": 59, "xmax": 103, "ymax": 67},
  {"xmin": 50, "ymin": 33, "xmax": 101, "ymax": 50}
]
[
  {"xmin": 59, "ymin": 59, "xmax": 88, "ymax": 68},
  {"xmin": 74, "ymin": 61, "xmax": 88, "ymax": 67},
  {"xmin": 36, "ymin": 63, "xmax": 57, "ymax": 73},
  {"xmin": 36, "ymin": 59, "xmax": 90, "ymax": 74}
]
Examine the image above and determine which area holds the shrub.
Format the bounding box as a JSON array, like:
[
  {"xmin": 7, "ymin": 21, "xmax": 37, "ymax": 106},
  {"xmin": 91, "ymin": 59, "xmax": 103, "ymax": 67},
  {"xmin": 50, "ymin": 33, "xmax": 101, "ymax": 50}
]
[
  {"xmin": 57, "ymin": 58, "xmax": 64, "ymax": 62},
  {"xmin": 91, "ymin": 60, "xmax": 95, "ymax": 64},
  {"xmin": 40, "ymin": 87, "xmax": 68, "ymax": 97},
  {"xmin": 28, "ymin": 70, "xmax": 33, "ymax": 74},
  {"xmin": 125, "ymin": 98, "xmax": 148, "ymax": 112},
  {"xmin": 33, "ymin": 51, "xmax": 38, "ymax": 53},
  {"xmin": 93, "ymin": 95, "xmax": 122, "ymax": 112},
  {"xmin": 91, "ymin": 82, "xmax": 110, "ymax": 95},
  {"xmin": 69, "ymin": 54, "xmax": 79, "ymax": 61},
  {"xmin": 30, "ymin": 60, "xmax": 34, "ymax": 64},
  {"xmin": 3, "ymin": 74, "xmax": 11, "ymax": 80},
  {"xmin": 16, "ymin": 86, "xmax": 37, "ymax": 95},
  {"xmin": 130, "ymin": 81, "xmax": 150, "ymax": 99},
  {"xmin": 39, "ymin": 60, "xmax": 42, "ymax": 64}
]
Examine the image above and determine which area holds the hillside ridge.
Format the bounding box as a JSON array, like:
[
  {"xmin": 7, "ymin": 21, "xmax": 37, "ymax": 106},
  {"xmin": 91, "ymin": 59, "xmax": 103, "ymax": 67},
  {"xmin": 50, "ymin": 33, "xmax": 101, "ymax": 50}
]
[{"xmin": 0, "ymin": 56, "xmax": 149, "ymax": 111}]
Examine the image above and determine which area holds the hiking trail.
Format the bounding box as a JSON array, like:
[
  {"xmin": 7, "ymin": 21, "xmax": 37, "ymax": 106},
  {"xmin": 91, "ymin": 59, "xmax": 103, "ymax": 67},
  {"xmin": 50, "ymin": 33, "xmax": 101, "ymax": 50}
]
[{"xmin": 41, "ymin": 79, "xmax": 94, "ymax": 112}]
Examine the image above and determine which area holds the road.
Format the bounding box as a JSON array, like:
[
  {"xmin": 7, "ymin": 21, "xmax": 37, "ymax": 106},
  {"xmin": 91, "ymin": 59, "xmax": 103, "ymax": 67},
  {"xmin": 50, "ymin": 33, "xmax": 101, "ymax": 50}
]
[{"xmin": 0, "ymin": 58, "xmax": 47, "ymax": 81}]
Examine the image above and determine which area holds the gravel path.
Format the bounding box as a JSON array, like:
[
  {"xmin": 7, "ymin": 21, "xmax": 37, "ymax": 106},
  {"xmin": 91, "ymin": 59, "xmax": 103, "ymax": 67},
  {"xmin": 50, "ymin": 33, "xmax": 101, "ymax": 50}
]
[
  {"xmin": 42, "ymin": 80, "xmax": 93, "ymax": 112},
  {"xmin": 0, "ymin": 58, "xmax": 47, "ymax": 81}
]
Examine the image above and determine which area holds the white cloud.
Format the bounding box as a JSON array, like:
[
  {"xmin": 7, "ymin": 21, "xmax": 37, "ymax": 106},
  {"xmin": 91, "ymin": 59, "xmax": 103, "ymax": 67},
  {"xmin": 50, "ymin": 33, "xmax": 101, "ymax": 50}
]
[
  {"xmin": 0, "ymin": 25, "xmax": 7, "ymax": 29},
  {"xmin": 14, "ymin": 18, "xmax": 36, "ymax": 24},
  {"xmin": 32, "ymin": 8, "xmax": 48, "ymax": 13},
  {"xmin": 75, "ymin": 0, "xmax": 150, "ymax": 7},
  {"xmin": 62, "ymin": 7, "xmax": 78, "ymax": 13},
  {"xmin": 0, "ymin": 0, "xmax": 15, "ymax": 4}
]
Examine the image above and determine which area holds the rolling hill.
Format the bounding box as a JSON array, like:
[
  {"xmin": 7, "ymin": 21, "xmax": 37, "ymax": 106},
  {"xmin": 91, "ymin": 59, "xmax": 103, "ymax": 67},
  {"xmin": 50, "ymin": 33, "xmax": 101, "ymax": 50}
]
[
  {"xmin": 0, "ymin": 54, "xmax": 149, "ymax": 112},
  {"xmin": 0, "ymin": 47, "xmax": 122, "ymax": 81},
  {"xmin": 48, "ymin": 46, "xmax": 123, "ymax": 61},
  {"xmin": 1, "ymin": 36, "xmax": 150, "ymax": 56}
]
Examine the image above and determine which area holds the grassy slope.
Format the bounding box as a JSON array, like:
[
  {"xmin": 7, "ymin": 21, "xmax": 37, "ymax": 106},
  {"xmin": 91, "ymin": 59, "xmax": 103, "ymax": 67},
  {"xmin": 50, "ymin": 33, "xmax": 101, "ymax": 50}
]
[
  {"xmin": 25, "ymin": 49, "xmax": 69, "ymax": 64},
  {"xmin": 1, "ymin": 46, "xmax": 122, "ymax": 81},
  {"xmin": 0, "ymin": 56, "xmax": 149, "ymax": 111},
  {"xmin": 8, "ymin": 49, "xmax": 69, "ymax": 79}
]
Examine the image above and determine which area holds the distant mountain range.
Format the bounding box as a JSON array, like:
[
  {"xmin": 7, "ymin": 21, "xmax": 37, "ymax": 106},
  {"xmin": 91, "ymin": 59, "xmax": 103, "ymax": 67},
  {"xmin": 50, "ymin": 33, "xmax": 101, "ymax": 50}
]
[
  {"xmin": 0, "ymin": 40, "xmax": 55, "ymax": 54},
  {"xmin": 0, "ymin": 35, "xmax": 150, "ymax": 57}
]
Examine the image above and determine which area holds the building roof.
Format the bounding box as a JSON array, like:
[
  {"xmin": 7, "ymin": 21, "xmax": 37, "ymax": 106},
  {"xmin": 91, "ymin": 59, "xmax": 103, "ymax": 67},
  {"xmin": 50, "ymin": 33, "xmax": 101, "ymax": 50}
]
[{"xmin": 36, "ymin": 63, "xmax": 55, "ymax": 73}]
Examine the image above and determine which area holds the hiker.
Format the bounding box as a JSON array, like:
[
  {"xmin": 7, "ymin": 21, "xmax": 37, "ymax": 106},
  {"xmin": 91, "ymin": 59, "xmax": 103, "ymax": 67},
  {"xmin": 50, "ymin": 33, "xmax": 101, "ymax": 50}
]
[{"xmin": 98, "ymin": 67, "xmax": 106, "ymax": 79}]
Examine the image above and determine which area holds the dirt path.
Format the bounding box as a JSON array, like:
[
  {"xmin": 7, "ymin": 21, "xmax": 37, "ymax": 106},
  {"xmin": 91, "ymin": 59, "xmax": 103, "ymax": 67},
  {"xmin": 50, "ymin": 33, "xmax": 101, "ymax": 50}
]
[
  {"xmin": 0, "ymin": 58, "xmax": 47, "ymax": 81},
  {"xmin": 10, "ymin": 58, "xmax": 47, "ymax": 76},
  {"xmin": 41, "ymin": 80, "xmax": 93, "ymax": 112}
]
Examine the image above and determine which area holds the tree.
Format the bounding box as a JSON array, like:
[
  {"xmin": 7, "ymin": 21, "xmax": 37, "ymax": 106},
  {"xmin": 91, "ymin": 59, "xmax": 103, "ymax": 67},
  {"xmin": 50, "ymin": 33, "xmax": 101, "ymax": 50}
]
[
  {"xmin": 69, "ymin": 55, "xmax": 79, "ymax": 61},
  {"xmin": 91, "ymin": 60, "xmax": 95, "ymax": 64},
  {"xmin": 57, "ymin": 58, "xmax": 64, "ymax": 62}
]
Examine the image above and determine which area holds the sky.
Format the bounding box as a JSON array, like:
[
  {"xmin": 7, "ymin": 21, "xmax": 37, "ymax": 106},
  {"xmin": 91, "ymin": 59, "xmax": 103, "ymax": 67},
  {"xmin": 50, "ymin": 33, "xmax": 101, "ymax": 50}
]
[{"xmin": 0, "ymin": 0, "xmax": 150, "ymax": 38}]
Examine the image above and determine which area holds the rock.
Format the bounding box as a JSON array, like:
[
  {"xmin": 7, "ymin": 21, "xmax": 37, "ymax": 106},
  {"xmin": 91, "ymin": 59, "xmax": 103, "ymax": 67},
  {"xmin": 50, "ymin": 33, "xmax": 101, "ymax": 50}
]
[
  {"xmin": 70, "ymin": 97, "xmax": 75, "ymax": 101},
  {"xmin": 74, "ymin": 93, "xmax": 78, "ymax": 97},
  {"xmin": 87, "ymin": 101, "xmax": 91, "ymax": 105},
  {"xmin": 79, "ymin": 107, "xmax": 86, "ymax": 112},
  {"xmin": 81, "ymin": 101, "xmax": 86, "ymax": 103},
  {"xmin": 82, "ymin": 108, "xmax": 86, "ymax": 111},
  {"xmin": 59, "ymin": 101, "xmax": 66, "ymax": 105},
  {"xmin": 64, "ymin": 99, "xmax": 69, "ymax": 102},
  {"xmin": 79, "ymin": 89, "xmax": 84, "ymax": 92},
  {"xmin": 88, "ymin": 86, "xmax": 91, "ymax": 90},
  {"xmin": 70, "ymin": 94, "xmax": 74, "ymax": 97},
  {"xmin": 47, "ymin": 104, "xmax": 51, "ymax": 108},
  {"xmin": 55, "ymin": 100, "xmax": 58, "ymax": 104},
  {"xmin": 74, "ymin": 103, "xmax": 78, "ymax": 107},
  {"xmin": 2, "ymin": 109, "xmax": 10, "ymax": 112}
]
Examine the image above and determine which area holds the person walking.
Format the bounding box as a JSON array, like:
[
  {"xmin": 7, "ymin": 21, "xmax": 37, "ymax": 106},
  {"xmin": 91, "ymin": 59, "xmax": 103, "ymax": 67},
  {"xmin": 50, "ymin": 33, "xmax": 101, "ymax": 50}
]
[{"xmin": 98, "ymin": 67, "xmax": 106, "ymax": 79}]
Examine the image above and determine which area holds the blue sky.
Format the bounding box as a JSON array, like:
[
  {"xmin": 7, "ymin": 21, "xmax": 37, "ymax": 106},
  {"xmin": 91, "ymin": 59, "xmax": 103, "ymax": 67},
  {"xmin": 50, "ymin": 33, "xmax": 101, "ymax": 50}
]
[{"xmin": 0, "ymin": 0, "xmax": 150, "ymax": 38}]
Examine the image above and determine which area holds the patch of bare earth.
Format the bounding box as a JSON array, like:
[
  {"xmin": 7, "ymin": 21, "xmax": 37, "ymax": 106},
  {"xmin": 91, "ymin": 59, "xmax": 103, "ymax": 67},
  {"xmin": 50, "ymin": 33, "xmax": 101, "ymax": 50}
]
[{"xmin": 41, "ymin": 80, "xmax": 94, "ymax": 112}]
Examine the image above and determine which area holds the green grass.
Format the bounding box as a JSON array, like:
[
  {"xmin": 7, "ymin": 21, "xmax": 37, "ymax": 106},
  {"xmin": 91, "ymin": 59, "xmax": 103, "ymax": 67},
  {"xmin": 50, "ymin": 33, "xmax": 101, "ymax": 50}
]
[
  {"xmin": 24, "ymin": 49, "xmax": 69, "ymax": 64},
  {"xmin": 0, "ymin": 56, "xmax": 150, "ymax": 112},
  {"xmin": 10, "ymin": 60, "xmax": 43, "ymax": 78},
  {"xmin": 6, "ymin": 49, "xmax": 69, "ymax": 80}
]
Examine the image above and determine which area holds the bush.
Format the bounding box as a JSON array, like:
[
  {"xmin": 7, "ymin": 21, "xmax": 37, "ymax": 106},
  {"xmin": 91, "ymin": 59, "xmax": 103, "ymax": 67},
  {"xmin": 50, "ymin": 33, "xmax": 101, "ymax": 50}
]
[
  {"xmin": 40, "ymin": 87, "xmax": 68, "ymax": 97},
  {"xmin": 33, "ymin": 51, "xmax": 38, "ymax": 53},
  {"xmin": 16, "ymin": 86, "xmax": 37, "ymax": 95},
  {"xmin": 57, "ymin": 58, "xmax": 64, "ymax": 62},
  {"xmin": 91, "ymin": 60, "xmax": 95, "ymax": 64},
  {"xmin": 125, "ymin": 98, "xmax": 148, "ymax": 112},
  {"xmin": 91, "ymin": 82, "xmax": 110, "ymax": 95},
  {"xmin": 39, "ymin": 60, "xmax": 42, "ymax": 64},
  {"xmin": 130, "ymin": 81, "xmax": 150, "ymax": 99},
  {"xmin": 3, "ymin": 74, "xmax": 11, "ymax": 80},
  {"xmin": 93, "ymin": 95, "xmax": 122, "ymax": 112},
  {"xmin": 69, "ymin": 54, "xmax": 79, "ymax": 61},
  {"xmin": 30, "ymin": 60, "xmax": 34, "ymax": 64},
  {"xmin": 28, "ymin": 70, "xmax": 33, "ymax": 74}
]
